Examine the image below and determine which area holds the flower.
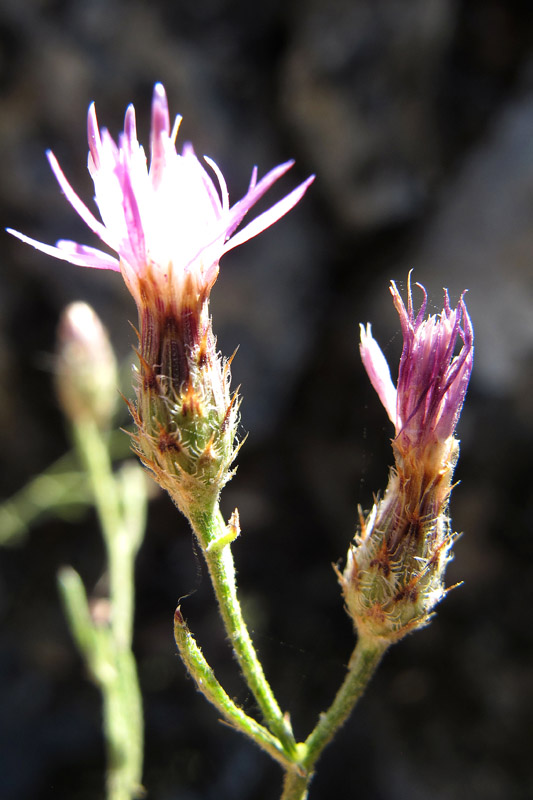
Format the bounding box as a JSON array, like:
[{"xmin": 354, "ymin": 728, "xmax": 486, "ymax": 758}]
[
  {"xmin": 339, "ymin": 277, "xmax": 474, "ymax": 644},
  {"xmin": 359, "ymin": 276, "xmax": 473, "ymax": 471},
  {"xmin": 8, "ymin": 84, "xmax": 314, "ymax": 520},
  {"xmin": 8, "ymin": 82, "xmax": 314, "ymax": 316}
]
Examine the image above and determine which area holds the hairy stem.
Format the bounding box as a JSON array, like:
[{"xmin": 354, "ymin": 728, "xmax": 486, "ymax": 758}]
[
  {"xmin": 174, "ymin": 607, "xmax": 298, "ymax": 770},
  {"xmin": 188, "ymin": 505, "xmax": 297, "ymax": 754},
  {"xmin": 280, "ymin": 635, "xmax": 388, "ymax": 800}
]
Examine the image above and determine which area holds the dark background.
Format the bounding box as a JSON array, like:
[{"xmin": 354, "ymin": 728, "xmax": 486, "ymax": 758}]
[{"xmin": 1, "ymin": 1, "xmax": 533, "ymax": 798}]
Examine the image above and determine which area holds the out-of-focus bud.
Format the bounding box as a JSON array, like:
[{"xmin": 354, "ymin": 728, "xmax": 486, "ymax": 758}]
[
  {"xmin": 56, "ymin": 302, "xmax": 118, "ymax": 429},
  {"xmin": 339, "ymin": 276, "xmax": 473, "ymax": 644}
]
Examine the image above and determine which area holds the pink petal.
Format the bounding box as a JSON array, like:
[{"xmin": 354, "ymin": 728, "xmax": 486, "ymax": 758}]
[
  {"xmin": 225, "ymin": 160, "xmax": 297, "ymax": 240},
  {"xmin": 150, "ymin": 83, "xmax": 172, "ymax": 189},
  {"xmin": 55, "ymin": 240, "xmax": 120, "ymax": 270},
  {"xmin": 203, "ymin": 155, "xmax": 229, "ymax": 213},
  {"xmin": 180, "ymin": 146, "xmax": 224, "ymax": 219},
  {"xmin": 6, "ymin": 230, "xmax": 120, "ymax": 270},
  {"xmin": 87, "ymin": 103, "xmax": 102, "ymax": 170},
  {"xmin": 46, "ymin": 150, "xmax": 118, "ymax": 251},
  {"xmin": 359, "ymin": 323, "xmax": 398, "ymax": 428},
  {"xmin": 248, "ymin": 166, "xmax": 258, "ymax": 192},
  {"xmin": 123, "ymin": 104, "xmax": 138, "ymax": 157},
  {"xmin": 224, "ymin": 174, "xmax": 315, "ymax": 253}
]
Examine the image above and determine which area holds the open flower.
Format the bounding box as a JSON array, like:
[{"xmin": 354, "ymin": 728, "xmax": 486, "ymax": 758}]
[
  {"xmin": 8, "ymin": 83, "xmax": 313, "ymax": 316},
  {"xmin": 339, "ymin": 277, "xmax": 474, "ymax": 644},
  {"xmin": 8, "ymin": 83, "xmax": 314, "ymax": 519}
]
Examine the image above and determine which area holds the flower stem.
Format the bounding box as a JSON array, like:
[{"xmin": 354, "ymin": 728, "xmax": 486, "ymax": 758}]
[
  {"xmin": 73, "ymin": 422, "xmax": 142, "ymax": 646},
  {"xmin": 173, "ymin": 607, "xmax": 297, "ymax": 770},
  {"xmin": 62, "ymin": 420, "xmax": 147, "ymax": 799},
  {"xmin": 280, "ymin": 635, "xmax": 388, "ymax": 800},
  {"xmin": 188, "ymin": 505, "xmax": 296, "ymax": 754},
  {"xmin": 304, "ymin": 636, "xmax": 387, "ymax": 766},
  {"xmin": 102, "ymin": 647, "xmax": 145, "ymax": 800},
  {"xmin": 280, "ymin": 769, "xmax": 311, "ymax": 800}
]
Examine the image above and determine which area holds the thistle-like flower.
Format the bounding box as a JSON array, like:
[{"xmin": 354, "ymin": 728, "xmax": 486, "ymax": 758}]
[
  {"xmin": 8, "ymin": 83, "xmax": 313, "ymax": 521},
  {"xmin": 339, "ymin": 277, "xmax": 473, "ymax": 643}
]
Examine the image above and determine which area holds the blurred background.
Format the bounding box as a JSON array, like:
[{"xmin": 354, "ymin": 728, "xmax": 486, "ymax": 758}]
[{"xmin": 1, "ymin": 0, "xmax": 533, "ymax": 798}]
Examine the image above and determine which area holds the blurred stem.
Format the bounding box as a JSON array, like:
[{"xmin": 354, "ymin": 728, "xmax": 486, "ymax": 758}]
[
  {"xmin": 103, "ymin": 647, "xmax": 145, "ymax": 800},
  {"xmin": 62, "ymin": 420, "xmax": 147, "ymax": 800},
  {"xmin": 280, "ymin": 769, "xmax": 310, "ymax": 800},
  {"xmin": 0, "ymin": 429, "xmax": 132, "ymax": 546},
  {"xmin": 73, "ymin": 422, "xmax": 144, "ymax": 646},
  {"xmin": 0, "ymin": 453, "xmax": 88, "ymax": 545}
]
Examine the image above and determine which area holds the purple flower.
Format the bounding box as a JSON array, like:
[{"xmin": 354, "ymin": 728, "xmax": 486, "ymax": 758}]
[
  {"xmin": 8, "ymin": 83, "xmax": 314, "ymax": 313},
  {"xmin": 360, "ymin": 276, "xmax": 473, "ymax": 457},
  {"xmin": 340, "ymin": 277, "xmax": 474, "ymax": 644}
]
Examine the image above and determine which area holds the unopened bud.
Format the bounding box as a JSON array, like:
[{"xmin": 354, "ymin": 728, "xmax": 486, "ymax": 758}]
[{"xmin": 56, "ymin": 302, "xmax": 118, "ymax": 429}]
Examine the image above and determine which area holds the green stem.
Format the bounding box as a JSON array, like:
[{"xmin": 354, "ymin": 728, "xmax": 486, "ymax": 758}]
[
  {"xmin": 67, "ymin": 420, "xmax": 147, "ymax": 799},
  {"xmin": 102, "ymin": 648, "xmax": 145, "ymax": 800},
  {"xmin": 58, "ymin": 569, "xmax": 144, "ymax": 800},
  {"xmin": 173, "ymin": 607, "xmax": 298, "ymax": 771},
  {"xmin": 304, "ymin": 636, "xmax": 387, "ymax": 766},
  {"xmin": 280, "ymin": 636, "xmax": 388, "ymax": 800},
  {"xmin": 74, "ymin": 421, "xmax": 133, "ymax": 646},
  {"xmin": 0, "ymin": 429, "xmax": 134, "ymax": 547},
  {"xmin": 189, "ymin": 505, "xmax": 296, "ymax": 753},
  {"xmin": 280, "ymin": 769, "xmax": 310, "ymax": 800}
]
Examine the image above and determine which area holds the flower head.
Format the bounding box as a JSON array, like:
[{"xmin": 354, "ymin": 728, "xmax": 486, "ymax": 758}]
[
  {"xmin": 8, "ymin": 83, "xmax": 314, "ymax": 520},
  {"xmin": 8, "ymin": 82, "xmax": 314, "ymax": 317},
  {"xmin": 360, "ymin": 276, "xmax": 473, "ymax": 468},
  {"xmin": 339, "ymin": 277, "xmax": 474, "ymax": 645}
]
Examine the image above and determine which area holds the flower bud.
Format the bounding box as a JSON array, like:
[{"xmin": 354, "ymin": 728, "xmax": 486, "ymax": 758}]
[
  {"xmin": 56, "ymin": 302, "xmax": 118, "ymax": 429},
  {"xmin": 339, "ymin": 277, "xmax": 473, "ymax": 644}
]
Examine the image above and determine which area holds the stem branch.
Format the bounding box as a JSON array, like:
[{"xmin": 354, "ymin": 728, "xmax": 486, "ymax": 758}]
[
  {"xmin": 188, "ymin": 506, "xmax": 296, "ymax": 753},
  {"xmin": 173, "ymin": 607, "xmax": 298, "ymax": 771}
]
